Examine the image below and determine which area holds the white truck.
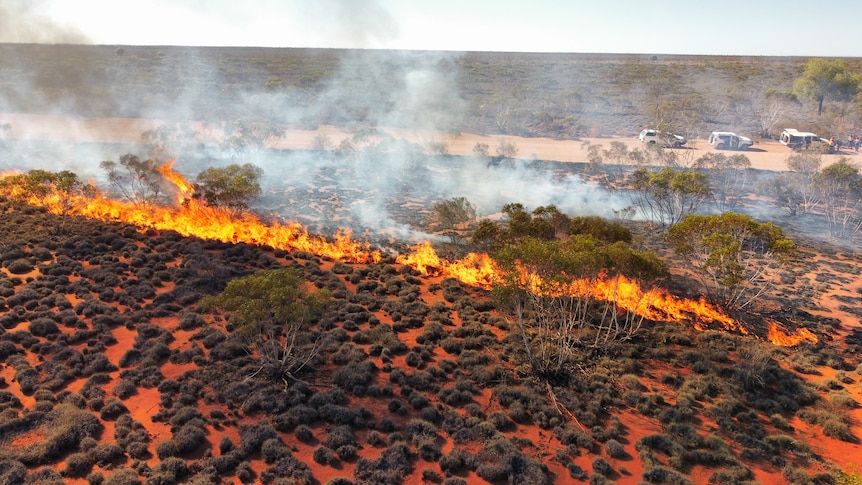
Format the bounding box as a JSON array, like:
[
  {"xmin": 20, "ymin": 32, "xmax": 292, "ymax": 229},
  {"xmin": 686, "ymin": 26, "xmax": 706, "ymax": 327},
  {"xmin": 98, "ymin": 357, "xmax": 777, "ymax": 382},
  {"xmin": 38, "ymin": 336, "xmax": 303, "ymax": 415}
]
[
  {"xmin": 707, "ymin": 131, "xmax": 753, "ymax": 150},
  {"xmin": 779, "ymin": 129, "xmax": 829, "ymax": 151},
  {"xmin": 639, "ymin": 129, "xmax": 686, "ymax": 148}
]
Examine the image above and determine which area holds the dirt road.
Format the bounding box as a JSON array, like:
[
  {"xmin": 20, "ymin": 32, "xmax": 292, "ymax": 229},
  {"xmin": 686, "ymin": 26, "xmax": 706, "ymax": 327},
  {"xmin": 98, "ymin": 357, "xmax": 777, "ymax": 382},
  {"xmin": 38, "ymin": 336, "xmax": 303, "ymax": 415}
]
[{"xmin": 3, "ymin": 113, "xmax": 858, "ymax": 171}]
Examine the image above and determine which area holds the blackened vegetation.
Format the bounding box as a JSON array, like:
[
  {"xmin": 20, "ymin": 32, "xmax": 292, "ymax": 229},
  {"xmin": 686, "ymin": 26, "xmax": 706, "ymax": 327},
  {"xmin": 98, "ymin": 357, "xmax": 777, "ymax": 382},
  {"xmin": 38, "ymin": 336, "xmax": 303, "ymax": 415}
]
[{"xmin": 0, "ymin": 198, "xmax": 859, "ymax": 484}]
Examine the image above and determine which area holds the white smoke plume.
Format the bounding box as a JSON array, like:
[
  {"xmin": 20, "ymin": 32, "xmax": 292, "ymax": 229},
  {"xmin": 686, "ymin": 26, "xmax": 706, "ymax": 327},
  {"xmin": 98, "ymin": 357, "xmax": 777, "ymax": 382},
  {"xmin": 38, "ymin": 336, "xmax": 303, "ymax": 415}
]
[{"xmin": 0, "ymin": 0, "xmax": 88, "ymax": 44}]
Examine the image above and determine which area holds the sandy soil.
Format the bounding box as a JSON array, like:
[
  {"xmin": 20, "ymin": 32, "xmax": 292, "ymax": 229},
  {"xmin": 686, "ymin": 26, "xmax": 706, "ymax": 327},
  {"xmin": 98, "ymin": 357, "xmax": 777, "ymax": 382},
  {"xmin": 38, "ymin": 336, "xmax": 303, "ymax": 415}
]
[{"xmin": 3, "ymin": 112, "xmax": 859, "ymax": 172}]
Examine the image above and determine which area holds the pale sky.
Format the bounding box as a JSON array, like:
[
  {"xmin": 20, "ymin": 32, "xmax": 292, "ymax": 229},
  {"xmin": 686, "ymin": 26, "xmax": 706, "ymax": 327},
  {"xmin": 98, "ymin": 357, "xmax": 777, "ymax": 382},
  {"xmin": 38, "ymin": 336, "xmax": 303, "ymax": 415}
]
[{"xmin": 5, "ymin": 0, "xmax": 862, "ymax": 57}]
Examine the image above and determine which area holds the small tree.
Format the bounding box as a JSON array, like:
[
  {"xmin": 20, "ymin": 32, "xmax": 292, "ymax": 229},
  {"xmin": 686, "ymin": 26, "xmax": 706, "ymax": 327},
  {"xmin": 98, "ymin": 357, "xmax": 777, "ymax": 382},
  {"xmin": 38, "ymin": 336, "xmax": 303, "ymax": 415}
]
[
  {"xmin": 692, "ymin": 152, "xmax": 752, "ymax": 211},
  {"xmin": 425, "ymin": 139, "xmax": 449, "ymax": 155},
  {"xmin": 310, "ymin": 133, "xmax": 334, "ymax": 151},
  {"xmin": 195, "ymin": 163, "xmax": 263, "ymax": 212},
  {"xmin": 13, "ymin": 170, "xmax": 94, "ymax": 232},
  {"xmin": 629, "ymin": 167, "xmax": 711, "ymax": 226},
  {"xmin": 100, "ymin": 153, "xmax": 164, "ymax": 205},
  {"xmin": 220, "ymin": 120, "xmax": 281, "ymax": 160},
  {"xmin": 814, "ymin": 159, "xmax": 862, "ymax": 239},
  {"xmin": 793, "ymin": 58, "xmax": 861, "ymax": 116},
  {"xmin": 429, "ymin": 197, "xmax": 477, "ymax": 244},
  {"xmin": 764, "ymin": 152, "xmax": 822, "ymax": 216},
  {"xmin": 492, "ymin": 235, "xmax": 667, "ymax": 378},
  {"xmin": 666, "ymin": 212, "xmax": 795, "ymax": 309},
  {"xmin": 199, "ymin": 267, "xmax": 330, "ymax": 386},
  {"xmin": 472, "ymin": 142, "xmax": 490, "ymax": 158},
  {"xmin": 496, "ymin": 139, "xmax": 519, "ymax": 158}
]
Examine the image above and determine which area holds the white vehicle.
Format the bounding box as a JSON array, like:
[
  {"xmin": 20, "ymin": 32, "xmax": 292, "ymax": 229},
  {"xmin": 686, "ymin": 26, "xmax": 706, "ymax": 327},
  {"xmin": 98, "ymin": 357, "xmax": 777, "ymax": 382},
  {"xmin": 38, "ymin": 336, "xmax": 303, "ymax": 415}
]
[
  {"xmin": 639, "ymin": 129, "xmax": 686, "ymax": 148},
  {"xmin": 779, "ymin": 128, "xmax": 827, "ymax": 151},
  {"xmin": 708, "ymin": 131, "xmax": 753, "ymax": 150}
]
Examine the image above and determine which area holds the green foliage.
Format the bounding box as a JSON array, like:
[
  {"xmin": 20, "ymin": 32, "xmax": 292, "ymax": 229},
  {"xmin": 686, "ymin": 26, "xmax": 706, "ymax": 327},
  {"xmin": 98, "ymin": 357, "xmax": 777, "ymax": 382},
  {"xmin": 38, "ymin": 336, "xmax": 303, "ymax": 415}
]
[
  {"xmin": 835, "ymin": 464, "xmax": 862, "ymax": 485},
  {"xmin": 629, "ymin": 167, "xmax": 711, "ymax": 226},
  {"xmin": 195, "ymin": 163, "xmax": 263, "ymax": 211},
  {"xmin": 474, "ymin": 204, "xmax": 573, "ymax": 251},
  {"xmin": 666, "ymin": 212, "xmax": 795, "ymax": 308},
  {"xmin": 793, "ymin": 58, "xmax": 861, "ymax": 115},
  {"xmin": 492, "ymin": 234, "xmax": 667, "ymax": 376},
  {"xmin": 567, "ymin": 215, "xmax": 632, "ymax": 243},
  {"xmin": 200, "ymin": 267, "xmax": 330, "ymax": 382}
]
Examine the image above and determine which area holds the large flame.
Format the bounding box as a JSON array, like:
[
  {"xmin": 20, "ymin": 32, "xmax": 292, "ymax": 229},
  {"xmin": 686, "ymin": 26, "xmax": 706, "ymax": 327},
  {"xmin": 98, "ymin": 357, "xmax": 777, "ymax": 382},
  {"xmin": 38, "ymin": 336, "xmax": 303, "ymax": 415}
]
[
  {"xmin": 398, "ymin": 243, "xmax": 816, "ymax": 346},
  {"xmin": 1, "ymin": 165, "xmax": 380, "ymax": 264},
  {"xmin": 767, "ymin": 320, "xmax": 818, "ymax": 346},
  {"xmin": 396, "ymin": 242, "xmax": 498, "ymax": 289}
]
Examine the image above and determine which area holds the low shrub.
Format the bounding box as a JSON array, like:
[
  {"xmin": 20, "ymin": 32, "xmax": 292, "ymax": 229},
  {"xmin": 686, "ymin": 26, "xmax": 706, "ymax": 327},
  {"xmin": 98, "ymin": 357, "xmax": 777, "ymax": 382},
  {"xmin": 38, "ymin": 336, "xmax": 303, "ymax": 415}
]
[
  {"xmin": 63, "ymin": 452, "xmax": 94, "ymax": 477},
  {"xmin": 89, "ymin": 442, "xmax": 124, "ymax": 467},
  {"xmin": 604, "ymin": 439, "xmax": 628, "ymax": 459}
]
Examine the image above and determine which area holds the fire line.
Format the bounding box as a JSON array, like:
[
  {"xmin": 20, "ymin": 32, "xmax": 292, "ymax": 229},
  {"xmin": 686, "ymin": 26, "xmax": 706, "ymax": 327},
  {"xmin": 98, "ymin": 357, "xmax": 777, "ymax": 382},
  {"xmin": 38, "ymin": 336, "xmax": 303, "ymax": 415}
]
[{"xmin": 1, "ymin": 165, "xmax": 817, "ymax": 347}]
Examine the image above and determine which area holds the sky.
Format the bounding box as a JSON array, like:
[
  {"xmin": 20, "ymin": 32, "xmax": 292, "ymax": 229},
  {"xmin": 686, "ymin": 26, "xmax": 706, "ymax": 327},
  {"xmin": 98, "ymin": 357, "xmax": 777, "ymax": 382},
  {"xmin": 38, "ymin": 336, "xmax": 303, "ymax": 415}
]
[{"xmin": 2, "ymin": 0, "xmax": 861, "ymax": 57}]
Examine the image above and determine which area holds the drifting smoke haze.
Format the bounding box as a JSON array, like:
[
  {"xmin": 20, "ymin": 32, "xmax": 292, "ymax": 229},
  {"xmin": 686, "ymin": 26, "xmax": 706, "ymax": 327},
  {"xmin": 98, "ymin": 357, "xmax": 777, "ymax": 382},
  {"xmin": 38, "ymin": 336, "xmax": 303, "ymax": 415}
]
[
  {"xmin": 2, "ymin": 1, "xmax": 847, "ymax": 248},
  {"xmin": 0, "ymin": 1, "xmax": 633, "ymax": 245},
  {"xmin": 0, "ymin": 0, "xmax": 88, "ymax": 44}
]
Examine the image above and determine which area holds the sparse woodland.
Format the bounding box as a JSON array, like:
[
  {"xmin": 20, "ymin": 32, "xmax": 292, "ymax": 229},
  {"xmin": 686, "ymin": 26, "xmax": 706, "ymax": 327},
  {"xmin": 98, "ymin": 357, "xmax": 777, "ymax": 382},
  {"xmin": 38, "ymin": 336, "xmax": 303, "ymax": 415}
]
[{"xmin": 0, "ymin": 45, "xmax": 862, "ymax": 485}]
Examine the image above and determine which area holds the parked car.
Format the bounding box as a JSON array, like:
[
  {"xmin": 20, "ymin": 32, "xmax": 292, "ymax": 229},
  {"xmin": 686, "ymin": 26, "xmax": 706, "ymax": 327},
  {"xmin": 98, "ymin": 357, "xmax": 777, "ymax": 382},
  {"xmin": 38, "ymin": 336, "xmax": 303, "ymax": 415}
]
[
  {"xmin": 707, "ymin": 131, "xmax": 753, "ymax": 150},
  {"xmin": 779, "ymin": 128, "xmax": 829, "ymax": 151},
  {"xmin": 639, "ymin": 129, "xmax": 686, "ymax": 148}
]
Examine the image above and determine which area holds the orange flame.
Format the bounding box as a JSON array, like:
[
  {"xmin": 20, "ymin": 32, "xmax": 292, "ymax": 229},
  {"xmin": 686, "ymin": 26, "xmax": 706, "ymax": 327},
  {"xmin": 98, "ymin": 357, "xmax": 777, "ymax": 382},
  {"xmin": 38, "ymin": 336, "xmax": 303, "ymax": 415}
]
[
  {"xmin": 0, "ymin": 167, "xmax": 820, "ymax": 347},
  {"xmin": 396, "ymin": 242, "xmax": 498, "ymax": 289},
  {"xmin": 155, "ymin": 159, "xmax": 194, "ymax": 197},
  {"xmin": 767, "ymin": 320, "xmax": 818, "ymax": 346},
  {"xmin": 397, "ymin": 243, "xmax": 818, "ymax": 346},
  {"xmin": 1, "ymin": 165, "xmax": 380, "ymax": 264}
]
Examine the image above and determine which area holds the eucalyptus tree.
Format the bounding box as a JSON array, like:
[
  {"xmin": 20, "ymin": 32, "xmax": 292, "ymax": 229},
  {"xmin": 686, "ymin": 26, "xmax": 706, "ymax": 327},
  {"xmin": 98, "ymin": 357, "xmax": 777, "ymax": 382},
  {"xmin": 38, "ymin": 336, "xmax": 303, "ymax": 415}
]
[
  {"xmin": 100, "ymin": 153, "xmax": 164, "ymax": 205},
  {"xmin": 814, "ymin": 159, "xmax": 862, "ymax": 239},
  {"xmin": 692, "ymin": 152, "xmax": 752, "ymax": 212},
  {"xmin": 195, "ymin": 163, "xmax": 263, "ymax": 212},
  {"xmin": 628, "ymin": 167, "xmax": 711, "ymax": 227},
  {"xmin": 491, "ymin": 235, "xmax": 667, "ymax": 378},
  {"xmin": 793, "ymin": 58, "xmax": 861, "ymax": 115},
  {"xmin": 666, "ymin": 212, "xmax": 795, "ymax": 309}
]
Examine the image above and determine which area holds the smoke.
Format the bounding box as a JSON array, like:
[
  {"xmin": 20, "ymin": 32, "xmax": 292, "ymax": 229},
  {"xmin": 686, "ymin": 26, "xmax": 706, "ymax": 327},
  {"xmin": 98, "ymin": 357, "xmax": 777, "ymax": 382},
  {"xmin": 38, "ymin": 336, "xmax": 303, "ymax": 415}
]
[
  {"xmin": 1, "ymin": 4, "xmax": 846, "ymax": 249},
  {"xmin": 0, "ymin": 0, "xmax": 88, "ymax": 44}
]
